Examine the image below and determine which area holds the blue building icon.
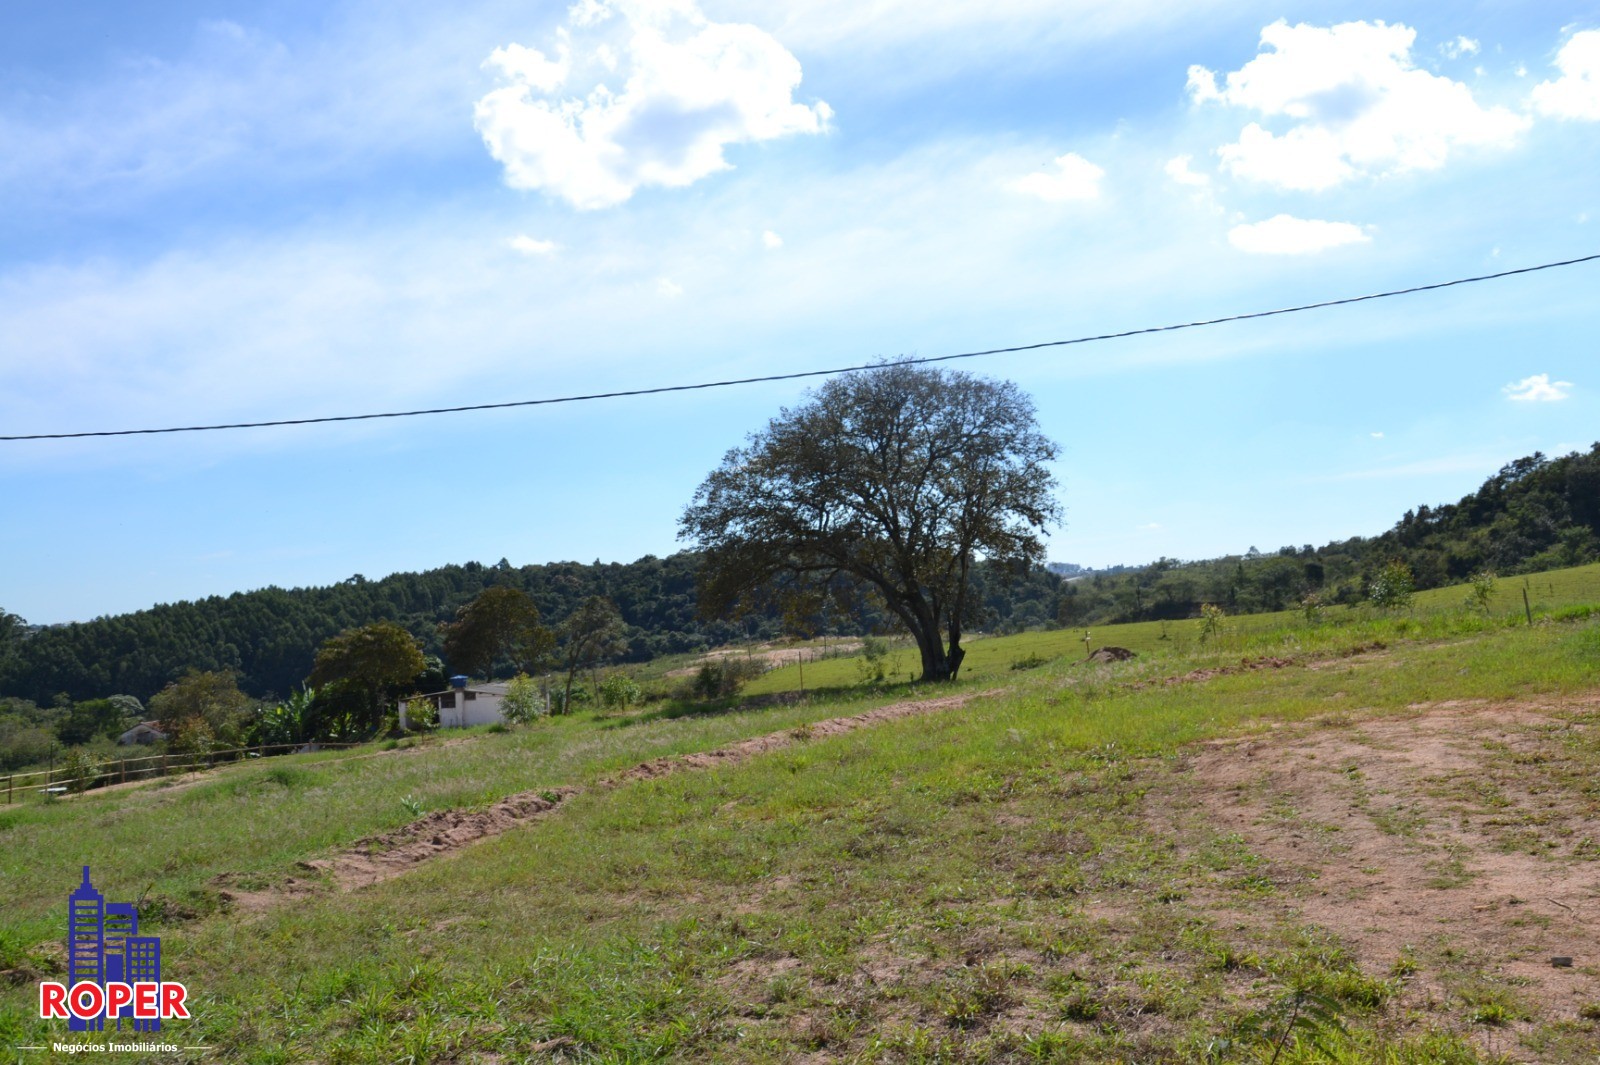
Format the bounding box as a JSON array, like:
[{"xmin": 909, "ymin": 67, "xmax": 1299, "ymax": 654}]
[{"xmin": 65, "ymin": 867, "xmax": 163, "ymax": 1033}]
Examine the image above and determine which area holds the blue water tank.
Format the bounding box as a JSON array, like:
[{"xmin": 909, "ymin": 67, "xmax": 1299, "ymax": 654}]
[{"xmin": 450, "ymin": 675, "xmax": 469, "ymax": 689}]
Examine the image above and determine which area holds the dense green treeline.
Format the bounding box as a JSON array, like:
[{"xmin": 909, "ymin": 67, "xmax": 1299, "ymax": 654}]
[
  {"xmin": 2, "ymin": 444, "xmax": 1596, "ymax": 707},
  {"xmin": 2, "ymin": 554, "xmax": 726, "ymax": 704},
  {"xmin": 1059, "ymin": 445, "xmax": 1600, "ymax": 624},
  {"xmin": 0, "ymin": 554, "xmax": 1056, "ymax": 705}
]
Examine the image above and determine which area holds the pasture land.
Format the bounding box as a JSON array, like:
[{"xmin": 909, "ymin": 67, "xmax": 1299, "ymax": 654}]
[{"xmin": 2, "ymin": 567, "xmax": 1599, "ymax": 1061}]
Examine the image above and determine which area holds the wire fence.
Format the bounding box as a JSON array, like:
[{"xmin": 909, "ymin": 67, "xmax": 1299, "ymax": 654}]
[{"xmin": 1, "ymin": 740, "xmax": 367, "ymax": 806}]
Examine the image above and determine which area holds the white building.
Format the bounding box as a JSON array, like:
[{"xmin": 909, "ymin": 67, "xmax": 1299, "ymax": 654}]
[{"xmin": 403, "ymin": 676, "xmax": 510, "ymax": 729}]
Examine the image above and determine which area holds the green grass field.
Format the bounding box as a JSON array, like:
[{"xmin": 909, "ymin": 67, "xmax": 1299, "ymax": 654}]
[
  {"xmin": 742, "ymin": 562, "xmax": 1600, "ymax": 695},
  {"xmin": 4, "ymin": 563, "xmax": 1600, "ymax": 1062}
]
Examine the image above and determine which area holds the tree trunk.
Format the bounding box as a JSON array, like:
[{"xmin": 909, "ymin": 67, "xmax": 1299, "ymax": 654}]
[
  {"xmin": 916, "ymin": 638, "xmax": 952, "ymax": 682},
  {"xmin": 888, "ymin": 592, "xmax": 958, "ymax": 683}
]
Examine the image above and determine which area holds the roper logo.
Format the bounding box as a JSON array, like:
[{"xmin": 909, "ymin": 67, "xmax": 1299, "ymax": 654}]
[{"xmin": 37, "ymin": 867, "xmax": 189, "ymax": 1030}]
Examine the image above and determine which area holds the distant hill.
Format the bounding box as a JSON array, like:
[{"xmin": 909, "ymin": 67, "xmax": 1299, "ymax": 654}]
[
  {"xmin": 1056, "ymin": 445, "xmax": 1600, "ymax": 625},
  {"xmin": 0, "ymin": 554, "xmax": 1058, "ymax": 705},
  {"xmin": 2, "ymin": 444, "xmax": 1596, "ymax": 705}
]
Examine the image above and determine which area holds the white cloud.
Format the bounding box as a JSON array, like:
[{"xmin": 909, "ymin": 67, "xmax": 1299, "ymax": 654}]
[
  {"xmin": 486, "ymin": 40, "xmax": 570, "ymax": 93},
  {"xmin": 1370, "ymin": 431, "xmax": 1384, "ymax": 438},
  {"xmin": 1503, "ymin": 373, "xmax": 1574, "ymax": 402},
  {"xmin": 1227, "ymin": 214, "xmax": 1370, "ymax": 254},
  {"xmin": 1011, "ymin": 152, "xmax": 1103, "ymax": 202},
  {"xmin": 761, "ymin": 229, "xmax": 783, "ymax": 248},
  {"xmin": 1532, "ymin": 30, "xmax": 1600, "ymax": 120},
  {"xmin": 569, "ymin": 0, "xmax": 613, "ymax": 29},
  {"xmin": 1137, "ymin": 522, "xmax": 1162, "ymax": 531},
  {"xmin": 1163, "ymin": 154, "xmax": 1208, "ymax": 186},
  {"xmin": 475, "ymin": 0, "xmax": 831, "ymax": 210},
  {"xmin": 1441, "ymin": 36, "xmax": 1480, "ymax": 59},
  {"xmin": 656, "ymin": 277, "xmax": 684, "ymax": 297},
  {"xmin": 1191, "ymin": 20, "xmax": 1528, "ymax": 191},
  {"xmin": 508, "ymin": 234, "xmax": 559, "ymax": 256}
]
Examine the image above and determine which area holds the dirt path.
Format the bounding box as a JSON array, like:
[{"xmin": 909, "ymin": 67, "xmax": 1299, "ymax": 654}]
[
  {"xmin": 1169, "ymin": 693, "xmax": 1600, "ymax": 1031},
  {"xmin": 664, "ymin": 640, "xmax": 866, "ymax": 678},
  {"xmin": 221, "ymin": 690, "xmax": 991, "ymax": 908}
]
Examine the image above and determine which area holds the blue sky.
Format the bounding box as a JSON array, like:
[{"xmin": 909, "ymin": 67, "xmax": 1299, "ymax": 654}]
[{"xmin": 2, "ymin": 0, "xmax": 1597, "ymax": 624}]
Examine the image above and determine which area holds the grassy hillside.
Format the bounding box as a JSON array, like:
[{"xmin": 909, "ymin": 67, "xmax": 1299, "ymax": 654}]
[
  {"xmin": 3, "ymin": 572, "xmax": 1600, "ymax": 1061},
  {"xmin": 743, "ymin": 562, "xmax": 1600, "ymax": 695}
]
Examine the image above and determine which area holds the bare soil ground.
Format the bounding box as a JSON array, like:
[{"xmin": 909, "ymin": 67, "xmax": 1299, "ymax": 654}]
[
  {"xmin": 664, "ymin": 640, "xmax": 865, "ymax": 677},
  {"xmin": 1169, "ymin": 692, "xmax": 1600, "ymax": 1036}
]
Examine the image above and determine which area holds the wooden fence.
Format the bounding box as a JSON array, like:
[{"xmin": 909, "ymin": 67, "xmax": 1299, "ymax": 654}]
[{"xmin": 1, "ymin": 741, "xmax": 367, "ymax": 806}]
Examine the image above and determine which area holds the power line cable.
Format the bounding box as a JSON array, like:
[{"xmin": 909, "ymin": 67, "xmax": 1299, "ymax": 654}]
[{"xmin": 4, "ymin": 251, "xmax": 1597, "ymax": 442}]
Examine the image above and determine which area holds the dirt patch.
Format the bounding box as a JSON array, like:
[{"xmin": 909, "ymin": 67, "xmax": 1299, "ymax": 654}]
[
  {"xmin": 227, "ymin": 690, "xmax": 993, "ymax": 905},
  {"xmin": 303, "ymin": 787, "xmax": 578, "ymax": 891},
  {"xmin": 1169, "ymin": 694, "xmax": 1600, "ymax": 1029},
  {"xmin": 665, "ymin": 640, "xmax": 865, "ymax": 677},
  {"xmin": 1086, "ymin": 646, "xmax": 1137, "ymax": 663},
  {"xmin": 1130, "ymin": 654, "xmax": 1301, "ymax": 688}
]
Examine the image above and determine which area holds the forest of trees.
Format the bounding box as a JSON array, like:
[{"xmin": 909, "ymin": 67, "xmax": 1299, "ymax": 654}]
[
  {"xmin": 1058, "ymin": 446, "xmax": 1600, "ymax": 623},
  {"xmin": 2, "ymin": 444, "xmax": 1596, "ymax": 710},
  {"xmin": 0, "ymin": 552, "xmax": 1055, "ymax": 706}
]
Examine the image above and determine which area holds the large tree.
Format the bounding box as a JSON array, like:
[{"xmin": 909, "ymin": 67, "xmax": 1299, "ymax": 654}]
[
  {"xmin": 557, "ymin": 596, "xmax": 628, "ymax": 713},
  {"xmin": 441, "ymin": 586, "xmax": 555, "ymax": 677},
  {"xmin": 680, "ymin": 362, "xmax": 1061, "ymax": 682},
  {"xmin": 308, "ymin": 621, "xmax": 426, "ymax": 731},
  {"xmin": 149, "ymin": 670, "xmax": 253, "ymax": 748}
]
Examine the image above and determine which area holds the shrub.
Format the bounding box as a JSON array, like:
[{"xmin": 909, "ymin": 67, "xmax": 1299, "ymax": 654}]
[
  {"xmin": 1199, "ymin": 603, "xmax": 1227, "ymax": 643},
  {"xmin": 404, "ymin": 696, "xmax": 438, "ymax": 732},
  {"xmin": 256, "ymin": 687, "xmax": 316, "ymax": 746},
  {"xmin": 598, "ymin": 674, "xmax": 642, "ymax": 709},
  {"xmin": 500, "ymin": 674, "xmax": 544, "ymax": 724},
  {"xmin": 549, "ymin": 686, "xmax": 591, "ymax": 713},
  {"xmin": 857, "ymin": 636, "xmax": 892, "ymax": 684},
  {"xmin": 1466, "ymin": 570, "xmax": 1497, "ymax": 614},
  {"xmin": 692, "ymin": 657, "xmax": 766, "ymax": 699},
  {"xmin": 1368, "ymin": 559, "xmax": 1416, "ymax": 612},
  {"xmin": 168, "ymin": 718, "xmax": 216, "ymax": 757},
  {"xmin": 60, "ymin": 748, "xmax": 105, "ymax": 793},
  {"xmin": 1299, "ymin": 591, "xmax": 1325, "ymax": 625}
]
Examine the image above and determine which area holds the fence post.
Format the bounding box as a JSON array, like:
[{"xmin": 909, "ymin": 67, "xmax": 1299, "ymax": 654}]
[
  {"xmin": 7, "ymin": 775, "xmax": 11, "ymax": 805},
  {"xmin": 161, "ymin": 754, "xmax": 167, "ymax": 777}
]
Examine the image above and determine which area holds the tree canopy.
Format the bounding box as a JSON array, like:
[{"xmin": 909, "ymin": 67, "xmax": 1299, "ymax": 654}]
[
  {"xmin": 681, "ymin": 362, "xmax": 1062, "ymax": 681},
  {"xmin": 308, "ymin": 621, "xmax": 427, "ymax": 733},
  {"xmin": 441, "ymin": 586, "xmax": 555, "ymax": 677},
  {"xmin": 557, "ymin": 596, "xmax": 628, "ymax": 712},
  {"xmin": 149, "ymin": 670, "xmax": 253, "ymax": 749}
]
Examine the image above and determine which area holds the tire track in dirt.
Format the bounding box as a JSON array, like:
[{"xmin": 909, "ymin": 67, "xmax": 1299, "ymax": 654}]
[{"xmin": 219, "ymin": 690, "xmax": 993, "ymax": 908}]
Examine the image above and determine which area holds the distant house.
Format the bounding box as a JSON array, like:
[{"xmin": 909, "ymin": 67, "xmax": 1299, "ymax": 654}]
[
  {"xmin": 402, "ymin": 676, "xmax": 511, "ymax": 729},
  {"xmin": 117, "ymin": 721, "xmax": 168, "ymax": 746}
]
